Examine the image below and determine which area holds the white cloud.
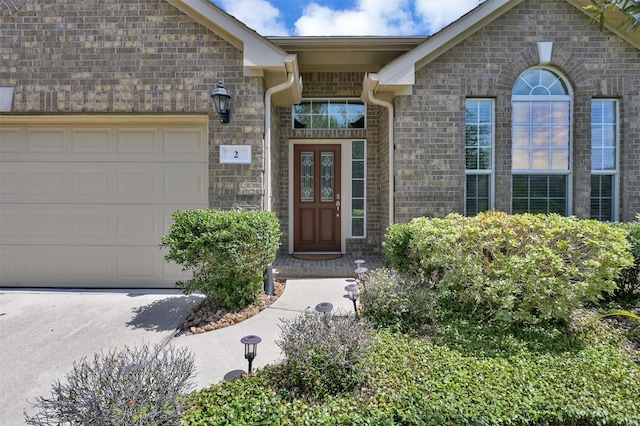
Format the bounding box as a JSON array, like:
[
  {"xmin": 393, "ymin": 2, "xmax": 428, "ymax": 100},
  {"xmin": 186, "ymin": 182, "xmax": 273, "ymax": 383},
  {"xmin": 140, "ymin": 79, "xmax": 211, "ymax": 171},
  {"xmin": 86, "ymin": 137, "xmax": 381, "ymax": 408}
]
[
  {"xmin": 217, "ymin": 0, "xmax": 485, "ymax": 37},
  {"xmin": 414, "ymin": 0, "xmax": 484, "ymax": 34},
  {"xmin": 218, "ymin": 0, "xmax": 290, "ymax": 36},
  {"xmin": 294, "ymin": 0, "xmax": 419, "ymax": 36}
]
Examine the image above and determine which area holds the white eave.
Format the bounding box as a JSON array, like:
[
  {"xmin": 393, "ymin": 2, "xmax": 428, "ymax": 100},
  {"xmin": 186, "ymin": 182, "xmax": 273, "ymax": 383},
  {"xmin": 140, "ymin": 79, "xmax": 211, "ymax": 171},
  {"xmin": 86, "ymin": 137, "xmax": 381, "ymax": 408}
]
[{"xmin": 166, "ymin": 0, "xmax": 302, "ymax": 105}]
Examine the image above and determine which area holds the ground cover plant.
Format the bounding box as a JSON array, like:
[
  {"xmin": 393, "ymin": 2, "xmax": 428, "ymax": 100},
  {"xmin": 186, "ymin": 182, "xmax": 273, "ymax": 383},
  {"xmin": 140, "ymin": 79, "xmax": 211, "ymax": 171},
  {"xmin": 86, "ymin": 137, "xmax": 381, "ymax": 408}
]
[
  {"xmin": 161, "ymin": 209, "xmax": 281, "ymax": 311},
  {"xmin": 183, "ymin": 317, "xmax": 640, "ymax": 425}
]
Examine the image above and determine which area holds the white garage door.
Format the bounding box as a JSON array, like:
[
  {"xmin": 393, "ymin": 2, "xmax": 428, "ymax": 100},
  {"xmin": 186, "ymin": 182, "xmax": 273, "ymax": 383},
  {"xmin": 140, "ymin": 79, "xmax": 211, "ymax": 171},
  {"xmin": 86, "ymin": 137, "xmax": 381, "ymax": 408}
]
[{"xmin": 0, "ymin": 115, "xmax": 209, "ymax": 288}]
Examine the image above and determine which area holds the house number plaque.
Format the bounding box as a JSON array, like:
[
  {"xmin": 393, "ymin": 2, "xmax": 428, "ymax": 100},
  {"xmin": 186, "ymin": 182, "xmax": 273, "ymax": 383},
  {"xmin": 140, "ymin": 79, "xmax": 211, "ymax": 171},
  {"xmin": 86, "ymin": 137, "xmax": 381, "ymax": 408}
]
[{"xmin": 220, "ymin": 145, "xmax": 251, "ymax": 164}]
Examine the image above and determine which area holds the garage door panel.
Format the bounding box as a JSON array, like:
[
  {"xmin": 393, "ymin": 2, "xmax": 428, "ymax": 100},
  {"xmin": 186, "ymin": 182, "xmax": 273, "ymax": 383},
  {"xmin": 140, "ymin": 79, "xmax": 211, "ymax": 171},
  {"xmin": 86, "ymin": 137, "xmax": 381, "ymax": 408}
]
[
  {"xmin": 26, "ymin": 128, "xmax": 66, "ymax": 153},
  {"xmin": 0, "ymin": 245, "xmax": 183, "ymax": 288},
  {"xmin": 117, "ymin": 129, "xmax": 157, "ymax": 154},
  {"xmin": 0, "ymin": 204, "xmax": 185, "ymax": 245},
  {"xmin": 1, "ymin": 125, "xmax": 207, "ymax": 162},
  {"xmin": 71, "ymin": 128, "xmax": 112, "ymax": 153},
  {"xmin": 1, "ymin": 119, "xmax": 208, "ymax": 288},
  {"xmin": 1, "ymin": 162, "xmax": 207, "ymax": 204}
]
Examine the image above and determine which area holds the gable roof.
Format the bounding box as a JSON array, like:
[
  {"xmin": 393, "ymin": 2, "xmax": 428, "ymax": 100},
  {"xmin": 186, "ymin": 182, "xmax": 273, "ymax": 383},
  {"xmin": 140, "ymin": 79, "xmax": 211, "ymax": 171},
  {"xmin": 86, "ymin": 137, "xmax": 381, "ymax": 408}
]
[
  {"xmin": 365, "ymin": 0, "xmax": 640, "ymax": 96},
  {"xmin": 166, "ymin": 0, "xmax": 301, "ymax": 105}
]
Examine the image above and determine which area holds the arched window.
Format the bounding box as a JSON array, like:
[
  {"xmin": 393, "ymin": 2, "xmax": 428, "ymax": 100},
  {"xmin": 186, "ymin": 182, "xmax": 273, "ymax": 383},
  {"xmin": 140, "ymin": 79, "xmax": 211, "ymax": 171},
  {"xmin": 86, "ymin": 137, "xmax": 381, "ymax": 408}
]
[{"xmin": 511, "ymin": 68, "xmax": 572, "ymax": 215}]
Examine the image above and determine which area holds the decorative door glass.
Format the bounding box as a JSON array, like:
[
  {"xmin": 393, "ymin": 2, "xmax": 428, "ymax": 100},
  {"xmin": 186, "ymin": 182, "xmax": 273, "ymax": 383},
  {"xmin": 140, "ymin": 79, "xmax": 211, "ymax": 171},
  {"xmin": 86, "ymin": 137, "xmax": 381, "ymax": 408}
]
[
  {"xmin": 301, "ymin": 152, "xmax": 314, "ymax": 202},
  {"xmin": 320, "ymin": 152, "xmax": 334, "ymax": 202}
]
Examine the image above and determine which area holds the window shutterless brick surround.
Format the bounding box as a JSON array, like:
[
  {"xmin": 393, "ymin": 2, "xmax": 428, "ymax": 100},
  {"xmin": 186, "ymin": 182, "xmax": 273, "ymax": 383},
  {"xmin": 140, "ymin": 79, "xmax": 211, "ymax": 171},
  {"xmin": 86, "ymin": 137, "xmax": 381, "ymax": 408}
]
[{"xmin": 394, "ymin": 0, "xmax": 639, "ymax": 222}]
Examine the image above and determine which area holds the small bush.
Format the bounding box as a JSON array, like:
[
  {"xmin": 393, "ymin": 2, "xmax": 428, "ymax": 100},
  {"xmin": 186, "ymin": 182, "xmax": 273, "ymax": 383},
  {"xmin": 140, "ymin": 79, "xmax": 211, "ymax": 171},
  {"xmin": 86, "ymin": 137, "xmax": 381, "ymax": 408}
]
[
  {"xmin": 609, "ymin": 214, "xmax": 640, "ymax": 305},
  {"xmin": 25, "ymin": 344, "xmax": 195, "ymax": 426},
  {"xmin": 384, "ymin": 212, "xmax": 634, "ymax": 324},
  {"xmin": 276, "ymin": 310, "xmax": 373, "ymax": 398},
  {"xmin": 161, "ymin": 209, "xmax": 281, "ymax": 311},
  {"xmin": 361, "ymin": 268, "xmax": 440, "ymax": 334}
]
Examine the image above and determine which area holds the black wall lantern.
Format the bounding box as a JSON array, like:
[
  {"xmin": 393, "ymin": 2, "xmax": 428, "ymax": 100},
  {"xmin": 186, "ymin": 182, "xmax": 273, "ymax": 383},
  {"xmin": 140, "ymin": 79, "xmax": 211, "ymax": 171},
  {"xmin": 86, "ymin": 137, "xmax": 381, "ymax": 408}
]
[{"xmin": 211, "ymin": 81, "xmax": 231, "ymax": 123}]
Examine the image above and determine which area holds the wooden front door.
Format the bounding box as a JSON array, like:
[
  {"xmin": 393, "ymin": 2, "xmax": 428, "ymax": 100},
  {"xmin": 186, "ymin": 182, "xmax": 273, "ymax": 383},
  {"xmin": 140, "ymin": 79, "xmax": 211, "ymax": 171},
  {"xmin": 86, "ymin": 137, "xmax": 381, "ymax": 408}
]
[{"xmin": 293, "ymin": 144, "xmax": 341, "ymax": 252}]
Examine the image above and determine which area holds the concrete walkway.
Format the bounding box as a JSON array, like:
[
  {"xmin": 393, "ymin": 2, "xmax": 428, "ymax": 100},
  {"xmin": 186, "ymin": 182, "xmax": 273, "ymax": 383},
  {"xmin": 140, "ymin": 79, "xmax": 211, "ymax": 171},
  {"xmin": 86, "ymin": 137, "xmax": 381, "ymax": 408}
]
[{"xmin": 0, "ymin": 278, "xmax": 357, "ymax": 424}]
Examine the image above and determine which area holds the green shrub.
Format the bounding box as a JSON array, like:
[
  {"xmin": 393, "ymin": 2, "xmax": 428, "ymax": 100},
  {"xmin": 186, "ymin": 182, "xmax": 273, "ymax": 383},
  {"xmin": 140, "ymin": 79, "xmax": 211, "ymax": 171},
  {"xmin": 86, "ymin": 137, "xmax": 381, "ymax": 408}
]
[
  {"xmin": 26, "ymin": 344, "xmax": 195, "ymax": 426},
  {"xmin": 161, "ymin": 209, "xmax": 281, "ymax": 311},
  {"xmin": 609, "ymin": 214, "xmax": 640, "ymax": 305},
  {"xmin": 385, "ymin": 212, "xmax": 634, "ymax": 324},
  {"xmin": 360, "ymin": 268, "xmax": 440, "ymax": 334},
  {"xmin": 275, "ymin": 310, "xmax": 373, "ymax": 399}
]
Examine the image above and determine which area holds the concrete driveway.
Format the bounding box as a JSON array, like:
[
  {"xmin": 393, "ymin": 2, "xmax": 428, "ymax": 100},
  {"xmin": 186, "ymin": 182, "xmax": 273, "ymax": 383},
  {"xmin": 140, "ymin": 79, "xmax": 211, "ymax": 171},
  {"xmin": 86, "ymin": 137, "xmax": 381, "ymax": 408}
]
[
  {"xmin": 0, "ymin": 278, "xmax": 357, "ymax": 425},
  {"xmin": 0, "ymin": 288, "xmax": 202, "ymax": 425}
]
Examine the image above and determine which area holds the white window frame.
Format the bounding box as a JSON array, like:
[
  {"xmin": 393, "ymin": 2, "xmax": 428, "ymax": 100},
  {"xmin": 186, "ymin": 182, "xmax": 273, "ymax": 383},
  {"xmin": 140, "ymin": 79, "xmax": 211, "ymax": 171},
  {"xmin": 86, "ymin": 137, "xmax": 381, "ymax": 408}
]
[
  {"xmin": 464, "ymin": 98, "xmax": 495, "ymax": 216},
  {"xmin": 511, "ymin": 67, "xmax": 573, "ymax": 216},
  {"xmin": 350, "ymin": 140, "xmax": 367, "ymax": 238},
  {"xmin": 292, "ymin": 98, "xmax": 367, "ymax": 130},
  {"xmin": 591, "ymin": 99, "xmax": 620, "ymax": 221}
]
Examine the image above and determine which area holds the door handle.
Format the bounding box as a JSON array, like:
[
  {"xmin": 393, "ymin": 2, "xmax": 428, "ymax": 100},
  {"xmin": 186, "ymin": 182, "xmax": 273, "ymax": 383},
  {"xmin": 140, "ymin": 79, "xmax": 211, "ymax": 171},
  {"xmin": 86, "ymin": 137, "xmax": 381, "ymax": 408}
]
[{"xmin": 336, "ymin": 200, "xmax": 341, "ymax": 212}]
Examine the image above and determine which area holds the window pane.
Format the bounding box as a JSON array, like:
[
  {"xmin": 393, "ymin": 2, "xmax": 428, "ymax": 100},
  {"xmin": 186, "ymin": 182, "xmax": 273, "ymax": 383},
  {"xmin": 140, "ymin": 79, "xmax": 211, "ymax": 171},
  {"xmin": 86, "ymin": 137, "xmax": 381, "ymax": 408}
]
[
  {"xmin": 591, "ymin": 175, "xmax": 613, "ymax": 221},
  {"xmin": 512, "ymin": 103, "xmax": 530, "ymax": 123},
  {"xmin": 293, "ymin": 100, "xmax": 365, "ymax": 129},
  {"xmin": 352, "ymin": 180, "xmax": 364, "ymax": 198},
  {"xmin": 512, "ymin": 174, "xmax": 566, "ymax": 215},
  {"xmin": 352, "ymin": 161, "xmax": 364, "ymax": 179},
  {"xmin": 532, "ymin": 148, "xmax": 549, "ymax": 169},
  {"xmin": 465, "ymin": 174, "xmax": 490, "ymax": 216},
  {"xmin": 352, "ymin": 141, "xmax": 365, "ymax": 159},
  {"xmin": 532, "ymin": 102, "xmax": 550, "ymax": 123},
  {"xmin": 352, "ymin": 199, "xmax": 365, "ymax": 216},
  {"xmin": 352, "ymin": 218, "xmax": 364, "ymax": 237},
  {"xmin": 512, "ymin": 149, "xmax": 530, "ymax": 169},
  {"xmin": 551, "ymin": 148, "xmax": 569, "ymax": 170}
]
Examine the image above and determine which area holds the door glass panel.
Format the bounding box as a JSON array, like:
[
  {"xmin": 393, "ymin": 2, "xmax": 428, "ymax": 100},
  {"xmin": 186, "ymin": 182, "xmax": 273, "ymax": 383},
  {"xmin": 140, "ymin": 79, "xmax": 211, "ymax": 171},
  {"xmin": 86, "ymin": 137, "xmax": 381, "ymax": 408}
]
[
  {"xmin": 301, "ymin": 152, "xmax": 314, "ymax": 202},
  {"xmin": 320, "ymin": 152, "xmax": 334, "ymax": 202}
]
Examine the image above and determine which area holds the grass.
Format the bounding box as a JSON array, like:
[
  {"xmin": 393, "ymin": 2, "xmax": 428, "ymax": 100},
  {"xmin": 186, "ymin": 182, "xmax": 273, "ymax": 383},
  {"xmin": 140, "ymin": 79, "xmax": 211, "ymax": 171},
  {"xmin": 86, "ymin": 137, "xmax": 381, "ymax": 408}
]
[{"xmin": 182, "ymin": 310, "xmax": 640, "ymax": 425}]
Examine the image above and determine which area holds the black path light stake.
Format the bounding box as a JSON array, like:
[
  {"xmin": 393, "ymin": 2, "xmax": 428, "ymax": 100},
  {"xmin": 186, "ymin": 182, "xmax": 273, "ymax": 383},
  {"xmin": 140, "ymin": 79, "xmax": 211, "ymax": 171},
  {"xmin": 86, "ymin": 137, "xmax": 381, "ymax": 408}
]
[
  {"xmin": 344, "ymin": 283, "xmax": 360, "ymax": 317},
  {"xmin": 240, "ymin": 335, "xmax": 261, "ymax": 374},
  {"xmin": 315, "ymin": 302, "xmax": 334, "ymax": 324}
]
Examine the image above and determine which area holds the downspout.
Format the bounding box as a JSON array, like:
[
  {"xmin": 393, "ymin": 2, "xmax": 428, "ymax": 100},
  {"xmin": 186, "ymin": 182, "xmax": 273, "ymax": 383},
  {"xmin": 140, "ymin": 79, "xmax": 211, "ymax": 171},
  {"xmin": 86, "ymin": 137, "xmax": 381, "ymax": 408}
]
[
  {"xmin": 264, "ymin": 71, "xmax": 296, "ymax": 211},
  {"xmin": 367, "ymin": 91, "xmax": 395, "ymax": 226}
]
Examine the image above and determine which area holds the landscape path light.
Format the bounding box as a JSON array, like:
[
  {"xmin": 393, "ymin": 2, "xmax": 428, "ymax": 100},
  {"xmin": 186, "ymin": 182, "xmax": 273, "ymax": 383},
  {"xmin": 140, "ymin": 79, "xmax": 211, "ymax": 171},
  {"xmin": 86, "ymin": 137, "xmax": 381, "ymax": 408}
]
[
  {"xmin": 344, "ymin": 283, "xmax": 360, "ymax": 317},
  {"xmin": 240, "ymin": 335, "xmax": 261, "ymax": 374},
  {"xmin": 315, "ymin": 302, "xmax": 333, "ymax": 324}
]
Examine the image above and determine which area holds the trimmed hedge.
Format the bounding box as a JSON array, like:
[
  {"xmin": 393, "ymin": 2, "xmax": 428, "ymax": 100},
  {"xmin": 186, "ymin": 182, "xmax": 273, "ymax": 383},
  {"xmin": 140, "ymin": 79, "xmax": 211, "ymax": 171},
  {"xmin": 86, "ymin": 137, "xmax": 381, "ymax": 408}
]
[
  {"xmin": 161, "ymin": 209, "xmax": 281, "ymax": 311},
  {"xmin": 383, "ymin": 212, "xmax": 634, "ymax": 324}
]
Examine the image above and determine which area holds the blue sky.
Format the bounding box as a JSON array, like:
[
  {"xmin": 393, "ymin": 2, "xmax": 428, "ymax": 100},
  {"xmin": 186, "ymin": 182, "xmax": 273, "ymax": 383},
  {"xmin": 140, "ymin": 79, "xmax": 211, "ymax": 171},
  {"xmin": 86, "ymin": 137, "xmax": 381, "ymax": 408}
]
[{"xmin": 215, "ymin": 0, "xmax": 485, "ymax": 36}]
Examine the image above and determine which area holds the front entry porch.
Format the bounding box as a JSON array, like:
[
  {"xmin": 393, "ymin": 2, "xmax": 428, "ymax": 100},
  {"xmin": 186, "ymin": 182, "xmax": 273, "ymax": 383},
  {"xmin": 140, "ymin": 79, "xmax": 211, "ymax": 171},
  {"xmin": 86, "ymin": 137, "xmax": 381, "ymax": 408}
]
[{"xmin": 271, "ymin": 254, "xmax": 385, "ymax": 279}]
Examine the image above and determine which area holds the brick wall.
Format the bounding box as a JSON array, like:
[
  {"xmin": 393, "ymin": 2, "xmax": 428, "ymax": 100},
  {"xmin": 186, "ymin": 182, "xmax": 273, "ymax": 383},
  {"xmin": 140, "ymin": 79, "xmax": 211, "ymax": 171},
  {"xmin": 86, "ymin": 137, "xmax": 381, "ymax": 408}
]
[
  {"xmin": 394, "ymin": 0, "xmax": 640, "ymax": 222},
  {"xmin": 0, "ymin": 0, "xmax": 266, "ymax": 210}
]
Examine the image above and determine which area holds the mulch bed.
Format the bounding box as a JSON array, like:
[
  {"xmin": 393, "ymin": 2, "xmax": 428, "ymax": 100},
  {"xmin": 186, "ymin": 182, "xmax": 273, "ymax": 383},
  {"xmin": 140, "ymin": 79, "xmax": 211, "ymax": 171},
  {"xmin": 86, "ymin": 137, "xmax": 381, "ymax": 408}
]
[{"xmin": 175, "ymin": 280, "xmax": 286, "ymax": 336}]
